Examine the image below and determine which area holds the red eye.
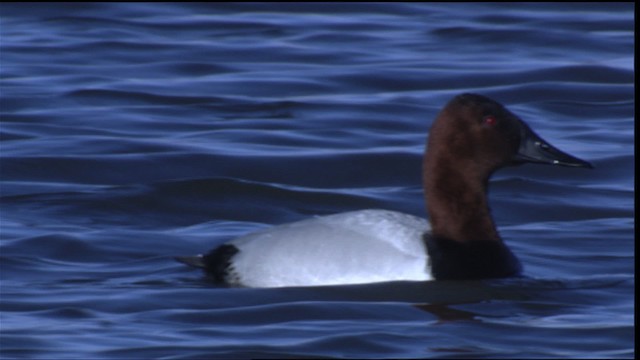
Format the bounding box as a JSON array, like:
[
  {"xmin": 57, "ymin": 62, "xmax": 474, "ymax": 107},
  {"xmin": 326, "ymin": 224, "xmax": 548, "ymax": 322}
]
[{"xmin": 483, "ymin": 115, "xmax": 498, "ymax": 126}]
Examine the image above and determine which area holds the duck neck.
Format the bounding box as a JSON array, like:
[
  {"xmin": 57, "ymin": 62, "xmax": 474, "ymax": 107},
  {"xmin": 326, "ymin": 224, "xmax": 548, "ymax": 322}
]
[{"xmin": 423, "ymin": 157, "xmax": 501, "ymax": 243}]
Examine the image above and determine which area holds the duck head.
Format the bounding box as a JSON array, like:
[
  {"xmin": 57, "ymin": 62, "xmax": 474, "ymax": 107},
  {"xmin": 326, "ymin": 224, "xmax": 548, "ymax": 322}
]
[
  {"xmin": 423, "ymin": 93, "xmax": 592, "ymax": 243},
  {"xmin": 425, "ymin": 93, "xmax": 592, "ymax": 176}
]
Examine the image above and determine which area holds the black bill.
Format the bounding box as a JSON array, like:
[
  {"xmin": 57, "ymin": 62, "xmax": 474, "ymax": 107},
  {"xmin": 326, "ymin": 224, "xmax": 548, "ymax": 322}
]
[{"xmin": 513, "ymin": 121, "xmax": 594, "ymax": 168}]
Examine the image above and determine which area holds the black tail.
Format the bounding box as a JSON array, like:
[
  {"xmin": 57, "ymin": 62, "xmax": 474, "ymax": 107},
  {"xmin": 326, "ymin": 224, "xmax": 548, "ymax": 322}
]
[
  {"xmin": 174, "ymin": 255, "xmax": 206, "ymax": 268},
  {"xmin": 175, "ymin": 244, "xmax": 240, "ymax": 283}
]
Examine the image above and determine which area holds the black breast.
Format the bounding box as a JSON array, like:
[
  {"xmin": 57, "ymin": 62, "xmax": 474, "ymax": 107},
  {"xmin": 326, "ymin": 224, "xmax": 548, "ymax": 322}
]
[{"xmin": 424, "ymin": 235, "xmax": 522, "ymax": 280}]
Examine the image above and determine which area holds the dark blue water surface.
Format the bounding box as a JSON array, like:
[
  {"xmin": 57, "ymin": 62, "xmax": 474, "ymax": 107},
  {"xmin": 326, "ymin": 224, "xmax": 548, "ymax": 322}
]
[{"xmin": 0, "ymin": 3, "xmax": 634, "ymax": 359}]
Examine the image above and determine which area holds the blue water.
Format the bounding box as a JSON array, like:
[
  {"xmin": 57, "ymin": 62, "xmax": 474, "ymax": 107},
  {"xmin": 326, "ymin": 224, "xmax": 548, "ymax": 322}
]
[{"xmin": 0, "ymin": 3, "xmax": 634, "ymax": 359}]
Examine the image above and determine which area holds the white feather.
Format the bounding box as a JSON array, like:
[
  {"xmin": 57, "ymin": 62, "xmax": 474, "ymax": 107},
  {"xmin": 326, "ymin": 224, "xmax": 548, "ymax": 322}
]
[{"xmin": 228, "ymin": 209, "xmax": 432, "ymax": 287}]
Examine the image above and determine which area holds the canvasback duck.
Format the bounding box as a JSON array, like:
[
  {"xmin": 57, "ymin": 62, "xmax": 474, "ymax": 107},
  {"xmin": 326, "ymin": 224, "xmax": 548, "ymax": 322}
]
[{"xmin": 176, "ymin": 93, "xmax": 592, "ymax": 287}]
